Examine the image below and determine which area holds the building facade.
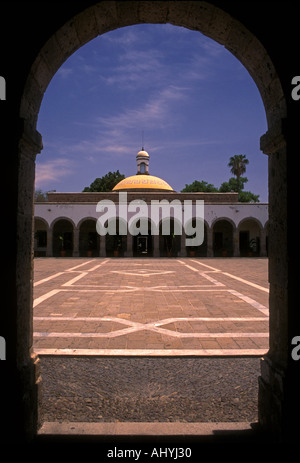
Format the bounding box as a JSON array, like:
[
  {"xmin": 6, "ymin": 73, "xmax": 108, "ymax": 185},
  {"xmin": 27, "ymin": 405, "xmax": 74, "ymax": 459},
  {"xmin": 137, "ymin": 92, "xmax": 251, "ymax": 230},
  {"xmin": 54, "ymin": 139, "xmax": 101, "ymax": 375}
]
[{"xmin": 34, "ymin": 150, "xmax": 268, "ymax": 258}]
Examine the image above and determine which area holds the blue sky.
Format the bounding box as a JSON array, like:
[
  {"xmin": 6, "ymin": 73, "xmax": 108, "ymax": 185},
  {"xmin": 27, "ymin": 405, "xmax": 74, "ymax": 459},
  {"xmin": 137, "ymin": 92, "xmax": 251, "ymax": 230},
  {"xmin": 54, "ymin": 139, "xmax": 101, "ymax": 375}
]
[{"xmin": 36, "ymin": 23, "xmax": 268, "ymax": 202}]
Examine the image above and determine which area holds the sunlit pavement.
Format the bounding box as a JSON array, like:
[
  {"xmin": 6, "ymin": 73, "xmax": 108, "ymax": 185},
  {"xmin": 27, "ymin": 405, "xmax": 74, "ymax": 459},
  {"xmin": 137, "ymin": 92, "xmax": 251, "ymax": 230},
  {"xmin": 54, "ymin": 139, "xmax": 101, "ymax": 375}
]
[{"xmin": 33, "ymin": 257, "xmax": 269, "ymax": 356}]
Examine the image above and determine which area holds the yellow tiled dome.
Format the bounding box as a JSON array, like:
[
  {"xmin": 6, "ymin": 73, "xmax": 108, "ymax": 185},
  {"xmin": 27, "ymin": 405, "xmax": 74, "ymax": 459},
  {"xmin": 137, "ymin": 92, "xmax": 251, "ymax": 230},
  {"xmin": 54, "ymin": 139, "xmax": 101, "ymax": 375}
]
[
  {"xmin": 113, "ymin": 174, "xmax": 174, "ymax": 191},
  {"xmin": 113, "ymin": 148, "xmax": 174, "ymax": 192}
]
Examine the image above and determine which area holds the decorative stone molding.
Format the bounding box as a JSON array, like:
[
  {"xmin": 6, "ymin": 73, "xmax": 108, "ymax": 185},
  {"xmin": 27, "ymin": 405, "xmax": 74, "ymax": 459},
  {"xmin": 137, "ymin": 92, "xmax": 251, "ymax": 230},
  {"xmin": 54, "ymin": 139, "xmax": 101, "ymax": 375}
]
[
  {"xmin": 18, "ymin": 118, "xmax": 43, "ymax": 158},
  {"xmin": 260, "ymin": 119, "xmax": 287, "ymax": 155}
]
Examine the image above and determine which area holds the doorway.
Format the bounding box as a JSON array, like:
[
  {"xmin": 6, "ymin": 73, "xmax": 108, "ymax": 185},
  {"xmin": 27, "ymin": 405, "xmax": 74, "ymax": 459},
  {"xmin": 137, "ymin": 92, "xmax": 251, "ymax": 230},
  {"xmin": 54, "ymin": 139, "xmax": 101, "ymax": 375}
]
[{"xmin": 137, "ymin": 236, "xmax": 148, "ymax": 255}]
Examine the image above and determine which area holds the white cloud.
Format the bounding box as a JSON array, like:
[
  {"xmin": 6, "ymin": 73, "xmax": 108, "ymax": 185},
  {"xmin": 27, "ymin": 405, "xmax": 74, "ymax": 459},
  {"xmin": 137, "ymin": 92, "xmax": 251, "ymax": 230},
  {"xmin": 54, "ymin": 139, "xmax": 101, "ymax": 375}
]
[
  {"xmin": 56, "ymin": 67, "xmax": 73, "ymax": 79},
  {"xmin": 47, "ymin": 84, "xmax": 193, "ymax": 163},
  {"xmin": 35, "ymin": 158, "xmax": 74, "ymax": 188},
  {"xmin": 97, "ymin": 84, "xmax": 189, "ymax": 132},
  {"xmin": 100, "ymin": 48, "xmax": 167, "ymax": 90},
  {"xmin": 101, "ymin": 27, "xmax": 141, "ymax": 47}
]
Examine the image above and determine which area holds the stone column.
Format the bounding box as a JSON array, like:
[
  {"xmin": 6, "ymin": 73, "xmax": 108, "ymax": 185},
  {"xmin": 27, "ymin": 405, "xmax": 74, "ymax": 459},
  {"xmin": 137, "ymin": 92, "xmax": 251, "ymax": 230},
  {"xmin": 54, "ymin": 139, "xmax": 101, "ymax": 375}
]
[
  {"xmin": 99, "ymin": 236, "xmax": 106, "ymax": 257},
  {"xmin": 207, "ymin": 226, "xmax": 213, "ymax": 257},
  {"xmin": 233, "ymin": 228, "xmax": 240, "ymax": 257},
  {"xmin": 46, "ymin": 227, "xmax": 53, "ymax": 257},
  {"xmin": 259, "ymin": 227, "xmax": 267, "ymax": 257},
  {"xmin": 179, "ymin": 229, "xmax": 187, "ymax": 257},
  {"xmin": 153, "ymin": 233, "xmax": 160, "ymax": 257},
  {"xmin": 15, "ymin": 119, "xmax": 43, "ymax": 440},
  {"xmin": 124, "ymin": 233, "xmax": 133, "ymax": 257},
  {"xmin": 258, "ymin": 120, "xmax": 298, "ymax": 440},
  {"xmin": 73, "ymin": 227, "xmax": 79, "ymax": 257}
]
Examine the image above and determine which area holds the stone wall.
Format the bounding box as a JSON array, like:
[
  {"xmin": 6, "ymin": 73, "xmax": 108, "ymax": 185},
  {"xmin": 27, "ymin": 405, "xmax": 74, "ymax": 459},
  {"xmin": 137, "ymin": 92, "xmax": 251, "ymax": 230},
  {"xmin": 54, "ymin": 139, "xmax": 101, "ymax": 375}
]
[{"xmin": 47, "ymin": 191, "xmax": 239, "ymax": 204}]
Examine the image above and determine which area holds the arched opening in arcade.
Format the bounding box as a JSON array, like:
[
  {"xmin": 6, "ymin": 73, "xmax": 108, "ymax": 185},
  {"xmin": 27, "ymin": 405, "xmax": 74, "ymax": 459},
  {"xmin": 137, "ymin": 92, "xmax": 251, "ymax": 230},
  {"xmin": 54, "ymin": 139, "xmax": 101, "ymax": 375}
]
[
  {"xmin": 184, "ymin": 217, "xmax": 208, "ymax": 257},
  {"xmin": 131, "ymin": 218, "xmax": 154, "ymax": 257},
  {"xmin": 79, "ymin": 218, "xmax": 100, "ymax": 257},
  {"xmin": 52, "ymin": 218, "xmax": 74, "ymax": 257},
  {"xmin": 159, "ymin": 217, "xmax": 181, "ymax": 257},
  {"xmin": 212, "ymin": 219, "xmax": 235, "ymax": 257},
  {"xmin": 238, "ymin": 218, "xmax": 264, "ymax": 257},
  {"xmin": 105, "ymin": 217, "xmax": 127, "ymax": 257},
  {"xmin": 34, "ymin": 218, "xmax": 48, "ymax": 257}
]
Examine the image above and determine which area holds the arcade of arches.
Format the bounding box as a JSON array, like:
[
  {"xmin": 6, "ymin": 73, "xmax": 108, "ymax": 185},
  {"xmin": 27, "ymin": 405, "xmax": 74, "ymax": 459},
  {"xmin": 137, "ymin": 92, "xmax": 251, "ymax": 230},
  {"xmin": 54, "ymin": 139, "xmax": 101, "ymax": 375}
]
[
  {"xmin": 34, "ymin": 216, "xmax": 269, "ymax": 258},
  {"xmin": 2, "ymin": 1, "xmax": 299, "ymax": 443},
  {"xmin": 34, "ymin": 148, "xmax": 269, "ymax": 259}
]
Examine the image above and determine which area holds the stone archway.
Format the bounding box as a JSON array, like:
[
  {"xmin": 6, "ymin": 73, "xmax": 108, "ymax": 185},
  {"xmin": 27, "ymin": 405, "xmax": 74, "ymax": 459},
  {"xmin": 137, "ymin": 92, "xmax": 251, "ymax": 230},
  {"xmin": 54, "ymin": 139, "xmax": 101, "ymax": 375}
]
[
  {"xmin": 78, "ymin": 218, "xmax": 100, "ymax": 257},
  {"xmin": 105, "ymin": 217, "xmax": 127, "ymax": 257},
  {"xmin": 212, "ymin": 218, "xmax": 235, "ymax": 257},
  {"xmin": 159, "ymin": 217, "xmax": 182, "ymax": 257},
  {"xmin": 264, "ymin": 220, "xmax": 269, "ymax": 257},
  {"xmin": 14, "ymin": 1, "xmax": 291, "ymax": 440},
  {"xmin": 51, "ymin": 218, "xmax": 74, "ymax": 257},
  {"xmin": 183, "ymin": 217, "xmax": 208, "ymax": 257},
  {"xmin": 238, "ymin": 218, "xmax": 264, "ymax": 257},
  {"xmin": 34, "ymin": 217, "xmax": 49, "ymax": 257}
]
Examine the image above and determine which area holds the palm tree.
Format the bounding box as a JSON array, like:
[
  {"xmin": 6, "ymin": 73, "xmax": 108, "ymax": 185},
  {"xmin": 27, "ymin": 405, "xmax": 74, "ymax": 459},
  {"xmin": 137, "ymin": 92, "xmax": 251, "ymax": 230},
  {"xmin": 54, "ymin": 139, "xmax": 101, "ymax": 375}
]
[{"xmin": 228, "ymin": 154, "xmax": 249, "ymax": 180}]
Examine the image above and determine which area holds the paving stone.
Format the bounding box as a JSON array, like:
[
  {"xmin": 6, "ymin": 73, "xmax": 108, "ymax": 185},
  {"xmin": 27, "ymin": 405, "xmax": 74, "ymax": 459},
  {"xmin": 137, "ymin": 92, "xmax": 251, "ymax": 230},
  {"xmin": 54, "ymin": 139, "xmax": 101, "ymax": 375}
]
[{"xmin": 33, "ymin": 258, "xmax": 269, "ymax": 354}]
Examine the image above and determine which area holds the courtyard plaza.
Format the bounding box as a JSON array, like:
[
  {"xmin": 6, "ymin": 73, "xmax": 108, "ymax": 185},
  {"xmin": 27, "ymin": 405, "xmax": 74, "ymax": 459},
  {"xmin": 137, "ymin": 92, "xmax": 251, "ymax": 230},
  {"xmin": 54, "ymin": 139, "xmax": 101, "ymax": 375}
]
[{"xmin": 33, "ymin": 257, "xmax": 269, "ymax": 356}]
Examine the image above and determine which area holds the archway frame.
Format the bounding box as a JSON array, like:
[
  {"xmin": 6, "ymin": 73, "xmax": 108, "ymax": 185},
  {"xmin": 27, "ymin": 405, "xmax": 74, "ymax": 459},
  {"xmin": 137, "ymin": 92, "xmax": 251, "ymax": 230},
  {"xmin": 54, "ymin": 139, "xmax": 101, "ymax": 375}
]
[
  {"xmin": 34, "ymin": 217, "xmax": 49, "ymax": 257},
  {"xmin": 211, "ymin": 217, "xmax": 235, "ymax": 256},
  {"xmin": 237, "ymin": 216, "xmax": 264, "ymax": 230},
  {"xmin": 78, "ymin": 218, "xmax": 100, "ymax": 257},
  {"xmin": 237, "ymin": 217, "xmax": 263, "ymax": 256},
  {"xmin": 15, "ymin": 1, "xmax": 289, "ymax": 440}
]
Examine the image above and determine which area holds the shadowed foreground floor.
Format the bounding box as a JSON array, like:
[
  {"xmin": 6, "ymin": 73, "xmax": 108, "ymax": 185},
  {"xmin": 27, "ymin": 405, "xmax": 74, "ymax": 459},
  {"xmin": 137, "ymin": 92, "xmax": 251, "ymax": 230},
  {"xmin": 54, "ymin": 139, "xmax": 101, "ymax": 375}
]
[{"xmin": 39, "ymin": 356, "xmax": 260, "ymax": 423}]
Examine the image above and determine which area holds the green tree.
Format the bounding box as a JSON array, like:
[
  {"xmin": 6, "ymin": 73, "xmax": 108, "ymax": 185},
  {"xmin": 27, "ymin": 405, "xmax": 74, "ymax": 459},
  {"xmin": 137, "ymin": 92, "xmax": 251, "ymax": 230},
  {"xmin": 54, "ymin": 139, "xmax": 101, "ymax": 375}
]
[
  {"xmin": 180, "ymin": 155, "xmax": 259, "ymax": 202},
  {"xmin": 219, "ymin": 176, "xmax": 248, "ymax": 193},
  {"xmin": 83, "ymin": 170, "xmax": 125, "ymax": 192},
  {"xmin": 238, "ymin": 190, "xmax": 260, "ymax": 203},
  {"xmin": 219, "ymin": 177, "xmax": 259, "ymax": 202},
  {"xmin": 35, "ymin": 189, "xmax": 48, "ymax": 202},
  {"xmin": 225, "ymin": 155, "xmax": 259, "ymax": 202},
  {"xmin": 181, "ymin": 180, "xmax": 218, "ymax": 192},
  {"xmin": 228, "ymin": 154, "xmax": 249, "ymax": 189}
]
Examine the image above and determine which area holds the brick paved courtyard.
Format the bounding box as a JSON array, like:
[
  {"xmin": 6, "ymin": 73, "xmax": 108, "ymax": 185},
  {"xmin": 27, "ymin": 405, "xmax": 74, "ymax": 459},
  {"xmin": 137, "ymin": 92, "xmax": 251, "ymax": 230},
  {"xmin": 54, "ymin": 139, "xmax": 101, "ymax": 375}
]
[{"xmin": 33, "ymin": 257, "xmax": 269, "ymax": 356}]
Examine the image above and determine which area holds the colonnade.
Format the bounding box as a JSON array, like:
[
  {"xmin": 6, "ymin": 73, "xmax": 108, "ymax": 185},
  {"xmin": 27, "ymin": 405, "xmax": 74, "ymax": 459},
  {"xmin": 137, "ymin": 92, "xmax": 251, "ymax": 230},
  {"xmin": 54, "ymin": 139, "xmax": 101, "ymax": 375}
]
[{"xmin": 34, "ymin": 217, "xmax": 269, "ymax": 258}]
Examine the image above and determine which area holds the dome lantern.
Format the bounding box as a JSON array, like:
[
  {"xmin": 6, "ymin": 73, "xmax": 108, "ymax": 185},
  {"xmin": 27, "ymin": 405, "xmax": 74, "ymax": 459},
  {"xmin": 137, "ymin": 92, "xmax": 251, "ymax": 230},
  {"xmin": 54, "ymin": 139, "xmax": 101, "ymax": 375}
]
[
  {"xmin": 112, "ymin": 147, "xmax": 174, "ymax": 192},
  {"xmin": 136, "ymin": 149, "xmax": 150, "ymax": 175}
]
